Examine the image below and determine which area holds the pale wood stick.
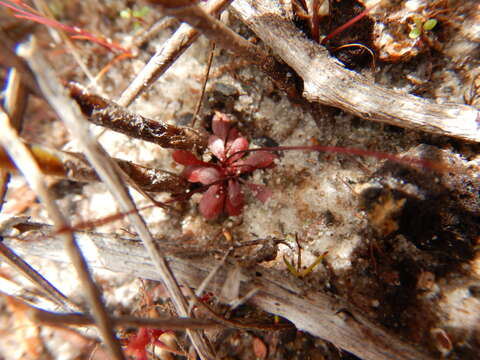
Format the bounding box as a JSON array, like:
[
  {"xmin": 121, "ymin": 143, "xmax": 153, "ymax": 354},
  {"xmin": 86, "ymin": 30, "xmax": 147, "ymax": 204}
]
[
  {"xmin": 117, "ymin": 0, "xmax": 233, "ymax": 107},
  {"xmin": 4, "ymin": 222, "xmax": 434, "ymax": 360},
  {"xmin": 230, "ymin": 0, "xmax": 480, "ymax": 142}
]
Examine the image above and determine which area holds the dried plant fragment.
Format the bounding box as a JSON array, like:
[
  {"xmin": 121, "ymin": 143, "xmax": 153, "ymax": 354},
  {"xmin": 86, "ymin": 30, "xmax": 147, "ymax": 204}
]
[
  {"xmin": 67, "ymin": 82, "xmax": 208, "ymax": 151},
  {"xmin": 0, "ymin": 143, "xmax": 189, "ymax": 194}
]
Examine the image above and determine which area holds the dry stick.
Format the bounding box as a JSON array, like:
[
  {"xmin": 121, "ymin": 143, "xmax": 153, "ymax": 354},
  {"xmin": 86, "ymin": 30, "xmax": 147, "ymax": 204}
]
[
  {"xmin": 153, "ymin": 0, "xmax": 299, "ymax": 99},
  {"xmin": 68, "ymin": 82, "xmax": 208, "ymax": 151},
  {"xmin": 191, "ymin": 40, "xmax": 215, "ymax": 127},
  {"xmin": 230, "ymin": 0, "xmax": 480, "ymax": 142},
  {"xmin": 0, "ymin": 242, "xmax": 79, "ymax": 311},
  {"xmin": 6, "ymin": 295, "xmax": 224, "ymax": 330},
  {"xmin": 15, "ymin": 293, "xmax": 284, "ymax": 331},
  {"xmin": 0, "ymin": 60, "xmax": 28, "ymax": 211},
  {"xmin": 4, "ymin": 224, "xmax": 434, "ymax": 360},
  {"xmin": 133, "ymin": 16, "xmax": 179, "ymax": 49},
  {"xmin": 0, "ymin": 109, "xmax": 125, "ymax": 359},
  {"xmin": 0, "ymin": 143, "xmax": 189, "ymax": 194},
  {"xmin": 118, "ymin": 0, "xmax": 233, "ymax": 107},
  {"xmin": 19, "ymin": 39, "xmax": 214, "ymax": 360}
]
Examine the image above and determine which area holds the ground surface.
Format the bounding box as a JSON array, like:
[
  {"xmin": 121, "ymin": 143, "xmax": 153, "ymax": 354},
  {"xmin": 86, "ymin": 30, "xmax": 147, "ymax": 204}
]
[{"xmin": 0, "ymin": 0, "xmax": 479, "ymax": 359}]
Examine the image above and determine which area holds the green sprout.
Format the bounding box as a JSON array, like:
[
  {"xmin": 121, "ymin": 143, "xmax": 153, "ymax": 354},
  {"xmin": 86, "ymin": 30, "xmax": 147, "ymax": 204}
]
[
  {"xmin": 120, "ymin": 6, "xmax": 150, "ymax": 30},
  {"xmin": 409, "ymin": 17, "xmax": 438, "ymax": 39}
]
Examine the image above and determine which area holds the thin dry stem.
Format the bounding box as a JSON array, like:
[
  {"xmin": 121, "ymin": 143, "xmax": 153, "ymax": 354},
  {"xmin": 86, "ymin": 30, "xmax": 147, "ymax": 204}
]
[
  {"xmin": 0, "ymin": 107, "xmax": 125, "ymax": 359},
  {"xmin": 191, "ymin": 40, "xmax": 215, "ymax": 127},
  {"xmin": 19, "ymin": 38, "xmax": 215, "ymax": 360},
  {"xmin": 7, "ymin": 295, "xmax": 223, "ymax": 330}
]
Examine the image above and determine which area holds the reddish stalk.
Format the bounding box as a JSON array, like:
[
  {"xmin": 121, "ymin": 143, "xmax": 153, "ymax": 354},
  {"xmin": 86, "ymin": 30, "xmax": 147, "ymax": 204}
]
[
  {"xmin": 0, "ymin": 0, "xmax": 131, "ymax": 54},
  {"xmin": 227, "ymin": 145, "xmax": 447, "ymax": 173},
  {"xmin": 321, "ymin": 2, "xmax": 379, "ymax": 45}
]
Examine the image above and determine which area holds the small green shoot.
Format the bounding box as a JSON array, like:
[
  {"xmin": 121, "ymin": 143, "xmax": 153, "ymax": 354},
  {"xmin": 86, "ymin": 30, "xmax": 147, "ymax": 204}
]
[
  {"xmin": 423, "ymin": 18, "xmax": 438, "ymax": 31},
  {"xmin": 119, "ymin": 6, "xmax": 150, "ymax": 30},
  {"xmin": 409, "ymin": 17, "xmax": 438, "ymax": 39}
]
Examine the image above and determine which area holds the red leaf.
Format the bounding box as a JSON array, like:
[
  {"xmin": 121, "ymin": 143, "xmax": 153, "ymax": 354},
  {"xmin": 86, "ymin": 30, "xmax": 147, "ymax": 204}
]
[
  {"xmin": 187, "ymin": 166, "xmax": 222, "ymax": 185},
  {"xmin": 212, "ymin": 111, "xmax": 232, "ymax": 141},
  {"xmin": 208, "ymin": 135, "xmax": 226, "ymax": 161},
  {"xmin": 235, "ymin": 151, "xmax": 276, "ymax": 174},
  {"xmin": 225, "ymin": 179, "xmax": 244, "ymax": 216},
  {"xmin": 199, "ymin": 184, "xmax": 226, "ymax": 219},
  {"xmin": 226, "ymin": 136, "xmax": 249, "ymax": 163},
  {"xmin": 172, "ymin": 150, "xmax": 205, "ymax": 166}
]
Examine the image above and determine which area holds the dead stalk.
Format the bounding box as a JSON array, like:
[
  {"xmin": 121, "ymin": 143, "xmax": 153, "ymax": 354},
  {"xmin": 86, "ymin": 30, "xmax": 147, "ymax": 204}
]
[
  {"xmin": 0, "ymin": 143, "xmax": 189, "ymax": 194},
  {"xmin": 19, "ymin": 37, "xmax": 215, "ymax": 360},
  {"xmin": 0, "ymin": 108, "xmax": 125, "ymax": 359},
  {"xmin": 68, "ymin": 82, "xmax": 208, "ymax": 151}
]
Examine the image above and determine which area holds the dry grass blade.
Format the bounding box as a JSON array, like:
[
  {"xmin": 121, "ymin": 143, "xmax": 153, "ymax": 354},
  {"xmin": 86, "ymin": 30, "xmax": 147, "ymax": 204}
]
[
  {"xmin": 0, "ymin": 108, "xmax": 125, "ymax": 359},
  {"xmin": 19, "ymin": 37, "xmax": 215, "ymax": 360}
]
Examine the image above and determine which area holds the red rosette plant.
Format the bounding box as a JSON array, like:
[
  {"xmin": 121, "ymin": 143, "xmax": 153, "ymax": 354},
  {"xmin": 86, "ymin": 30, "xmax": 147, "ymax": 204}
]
[{"xmin": 173, "ymin": 112, "xmax": 276, "ymax": 219}]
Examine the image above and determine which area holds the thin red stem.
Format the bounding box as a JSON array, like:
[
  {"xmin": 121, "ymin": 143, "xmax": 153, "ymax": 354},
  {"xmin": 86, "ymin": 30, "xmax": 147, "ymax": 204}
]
[
  {"xmin": 227, "ymin": 145, "xmax": 445, "ymax": 172},
  {"xmin": 321, "ymin": 3, "xmax": 379, "ymax": 45}
]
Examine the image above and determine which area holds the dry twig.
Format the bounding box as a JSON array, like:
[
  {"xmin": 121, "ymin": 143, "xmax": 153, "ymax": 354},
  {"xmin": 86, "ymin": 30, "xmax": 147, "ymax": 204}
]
[
  {"xmin": 0, "ymin": 142, "xmax": 189, "ymax": 194},
  {"xmin": 3, "ymin": 221, "xmax": 434, "ymax": 360},
  {"xmin": 68, "ymin": 82, "xmax": 207, "ymax": 151},
  {"xmin": 0, "ymin": 107, "xmax": 125, "ymax": 359},
  {"xmin": 118, "ymin": 0, "xmax": 233, "ymax": 107},
  {"xmin": 19, "ymin": 37, "xmax": 215, "ymax": 360}
]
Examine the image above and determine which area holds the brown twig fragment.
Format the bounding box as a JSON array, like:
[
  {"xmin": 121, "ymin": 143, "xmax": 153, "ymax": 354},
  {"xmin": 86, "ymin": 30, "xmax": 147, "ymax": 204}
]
[
  {"xmin": 68, "ymin": 82, "xmax": 207, "ymax": 151},
  {"xmin": 7, "ymin": 296, "xmax": 223, "ymax": 330},
  {"xmin": 0, "ymin": 143, "xmax": 189, "ymax": 194}
]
